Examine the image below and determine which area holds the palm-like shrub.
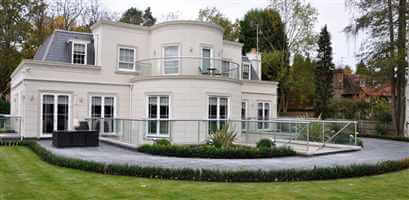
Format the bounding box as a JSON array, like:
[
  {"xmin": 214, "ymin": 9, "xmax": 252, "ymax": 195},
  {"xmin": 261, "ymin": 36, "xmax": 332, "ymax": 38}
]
[{"xmin": 208, "ymin": 124, "xmax": 237, "ymax": 148}]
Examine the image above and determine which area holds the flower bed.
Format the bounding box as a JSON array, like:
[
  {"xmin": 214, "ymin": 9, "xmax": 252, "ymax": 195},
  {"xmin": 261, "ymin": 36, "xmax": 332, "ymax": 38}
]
[{"xmin": 137, "ymin": 144, "xmax": 296, "ymax": 159}]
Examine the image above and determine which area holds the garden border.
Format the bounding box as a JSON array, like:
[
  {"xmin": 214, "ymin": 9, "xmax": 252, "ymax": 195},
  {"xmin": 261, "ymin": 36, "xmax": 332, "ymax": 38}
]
[{"xmin": 1, "ymin": 139, "xmax": 409, "ymax": 182}]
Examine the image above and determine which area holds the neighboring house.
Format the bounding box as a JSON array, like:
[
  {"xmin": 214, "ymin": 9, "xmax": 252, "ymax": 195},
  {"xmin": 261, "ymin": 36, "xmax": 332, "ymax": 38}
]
[
  {"xmin": 333, "ymin": 68, "xmax": 392, "ymax": 101},
  {"xmin": 9, "ymin": 20, "xmax": 278, "ymax": 139}
]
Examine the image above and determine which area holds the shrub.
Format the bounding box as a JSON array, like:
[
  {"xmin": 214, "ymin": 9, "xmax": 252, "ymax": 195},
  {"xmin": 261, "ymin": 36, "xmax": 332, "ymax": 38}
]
[
  {"xmin": 154, "ymin": 139, "xmax": 171, "ymax": 146},
  {"xmin": 137, "ymin": 144, "xmax": 296, "ymax": 159},
  {"xmin": 0, "ymin": 98, "xmax": 10, "ymax": 114},
  {"xmin": 208, "ymin": 124, "xmax": 237, "ymax": 148},
  {"xmin": 375, "ymin": 123, "xmax": 387, "ymax": 136},
  {"xmin": 256, "ymin": 139, "xmax": 274, "ymax": 149}
]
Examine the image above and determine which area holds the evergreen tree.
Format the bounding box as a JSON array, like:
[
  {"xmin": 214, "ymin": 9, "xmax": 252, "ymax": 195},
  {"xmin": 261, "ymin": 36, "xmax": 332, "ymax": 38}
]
[
  {"xmin": 143, "ymin": 7, "xmax": 156, "ymax": 26},
  {"xmin": 314, "ymin": 26, "xmax": 335, "ymax": 119},
  {"xmin": 120, "ymin": 7, "xmax": 143, "ymax": 25}
]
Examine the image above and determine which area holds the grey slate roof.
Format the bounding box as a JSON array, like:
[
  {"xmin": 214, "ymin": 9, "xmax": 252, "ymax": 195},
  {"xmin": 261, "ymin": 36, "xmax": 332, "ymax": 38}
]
[{"xmin": 34, "ymin": 30, "xmax": 95, "ymax": 65}]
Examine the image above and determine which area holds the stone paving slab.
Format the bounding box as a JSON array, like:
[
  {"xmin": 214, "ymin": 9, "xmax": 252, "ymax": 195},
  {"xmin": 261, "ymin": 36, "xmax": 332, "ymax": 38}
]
[{"xmin": 37, "ymin": 138, "xmax": 409, "ymax": 171}]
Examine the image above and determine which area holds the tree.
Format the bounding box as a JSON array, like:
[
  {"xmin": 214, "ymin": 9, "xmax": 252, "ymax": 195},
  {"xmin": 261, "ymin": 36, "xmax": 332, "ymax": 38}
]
[
  {"xmin": 288, "ymin": 55, "xmax": 315, "ymax": 109},
  {"xmin": 314, "ymin": 26, "xmax": 335, "ymax": 119},
  {"xmin": 80, "ymin": 0, "xmax": 119, "ymax": 29},
  {"xmin": 143, "ymin": 7, "xmax": 156, "ymax": 26},
  {"xmin": 197, "ymin": 7, "xmax": 240, "ymax": 41},
  {"xmin": 0, "ymin": 0, "xmax": 35, "ymax": 98},
  {"xmin": 119, "ymin": 7, "xmax": 143, "ymax": 25},
  {"xmin": 268, "ymin": 0, "xmax": 318, "ymax": 56},
  {"xmin": 48, "ymin": 0, "xmax": 86, "ymax": 30},
  {"xmin": 239, "ymin": 8, "xmax": 287, "ymax": 54}
]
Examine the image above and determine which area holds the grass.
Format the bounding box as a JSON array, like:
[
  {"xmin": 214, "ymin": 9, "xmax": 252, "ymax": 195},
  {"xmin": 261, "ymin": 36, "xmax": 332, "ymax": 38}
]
[{"xmin": 1, "ymin": 147, "xmax": 409, "ymax": 200}]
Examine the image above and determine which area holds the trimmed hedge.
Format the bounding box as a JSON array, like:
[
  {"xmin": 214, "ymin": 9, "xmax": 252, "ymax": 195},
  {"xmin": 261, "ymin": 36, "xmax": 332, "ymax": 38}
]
[
  {"xmin": 1, "ymin": 139, "xmax": 409, "ymax": 182},
  {"xmin": 137, "ymin": 144, "xmax": 296, "ymax": 159}
]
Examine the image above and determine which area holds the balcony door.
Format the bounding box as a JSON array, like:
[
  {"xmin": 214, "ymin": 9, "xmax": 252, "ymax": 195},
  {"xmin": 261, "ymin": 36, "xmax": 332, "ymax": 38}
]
[{"xmin": 41, "ymin": 94, "xmax": 71, "ymax": 136}]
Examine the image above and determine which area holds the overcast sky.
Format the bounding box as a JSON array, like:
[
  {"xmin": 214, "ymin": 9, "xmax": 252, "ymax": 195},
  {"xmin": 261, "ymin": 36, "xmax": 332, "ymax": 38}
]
[{"xmin": 102, "ymin": 0, "xmax": 361, "ymax": 69}]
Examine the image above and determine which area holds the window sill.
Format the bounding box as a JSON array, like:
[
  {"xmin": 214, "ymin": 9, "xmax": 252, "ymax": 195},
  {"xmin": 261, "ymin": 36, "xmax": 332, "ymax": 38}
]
[
  {"xmin": 144, "ymin": 135, "xmax": 170, "ymax": 140},
  {"xmin": 114, "ymin": 70, "xmax": 141, "ymax": 75}
]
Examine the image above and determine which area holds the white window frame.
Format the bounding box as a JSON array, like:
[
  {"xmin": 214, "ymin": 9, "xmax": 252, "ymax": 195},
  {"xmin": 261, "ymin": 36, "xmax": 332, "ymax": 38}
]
[
  {"xmin": 162, "ymin": 45, "xmax": 180, "ymax": 75},
  {"xmin": 257, "ymin": 102, "xmax": 271, "ymax": 130},
  {"xmin": 146, "ymin": 95, "xmax": 171, "ymax": 137},
  {"xmin": 40, "ymin": 93, "xmax": 72, "ymax": 136},
  {"xmin": 208, "ymin": 96, "xmax": 230, "ymax": 131},
  {"xmin": 117, "ymin": 47, "xmax": 136, "ymax": 72},
  {"xmin": 201, "ymin": 47, "xmax": 214, "ymax": 72},
  {"xmin": 71, "ymin": 40, "xmax": 88, "ymax": 65},
  {"xmin": 242, "ymin": 63, "xmax": 251, "ymax": 80},
  {"xmin": 222, "ymin": 60, "xmax": 231, "ymax": 78}
]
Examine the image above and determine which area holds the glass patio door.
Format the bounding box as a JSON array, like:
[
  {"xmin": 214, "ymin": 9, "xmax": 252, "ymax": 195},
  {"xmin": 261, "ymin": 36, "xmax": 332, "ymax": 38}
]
[
  {"xmin": 42, "ymin": 94, "xmax": 70, "ymax": 135},
  {"xmin": 90, "ymin": 96, "xmax": 115, "ymax": 133}
]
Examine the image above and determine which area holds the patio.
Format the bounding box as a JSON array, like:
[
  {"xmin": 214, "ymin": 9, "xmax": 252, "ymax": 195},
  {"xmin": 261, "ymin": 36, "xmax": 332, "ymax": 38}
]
[{"xmin": 37, "ymin": 138, "xmax": 409, "ymax": 171}]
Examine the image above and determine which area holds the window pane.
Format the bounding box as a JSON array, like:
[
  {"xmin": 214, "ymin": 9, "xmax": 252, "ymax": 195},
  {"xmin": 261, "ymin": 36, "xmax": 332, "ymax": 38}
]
[
  {"xmin": 164, "ymin": 59, "xmax": 179, "ymax": 74},
  {"xmin": 42, "ymin": 95, "xmax": 54, "ymax": 133},
  {"xmin": 148, "ymin": 97, "xmax": 157, "ymax": 119},
  {"xmin": 241, "ymin": 102, "xmax": 246, "ymax": 120},
  {"xmin": 243, "ymin": 64, "xmax": 249, "ymax": 80},
  {"xmin": 159, "ymin": 121, "xmax": 169, "ymax": 135},
  {"xmin": 119, "ymin": 48, "xmax": 135, "ymax": 70},
  {"xmin": 74, "ymin": 43, "xmax": 85, "ymax": 54},
  {"xmin": 91, "ymin": 97, "xmax": 102, "ymax": 118},
  {"xmin": 73, "ymin": 43, "xmax": 86, "ymax": 64},
  {"xmin": 222, "ymin": 61, "xmax": 230, "ymax": 77},
  {"xmin": 219, "ymin": 98, "xmax": 228, "ymax": 119},
  {"xmin": 57, "ymin": 96, "xmax": 69, "ymax": 131},
  {"xmin": 208, "ymin": 97, "xmax": 217, "ymax": 119},
  {"xmin": 165, "ymin": 46, "xmax": 178, "ymax": 57},
  {"xmin": 148, "ymin": 120, "xmax": 157, "ymax": 135},
  {"xmin": 104, "ymin": 97, "xmax": 114, "ymax": 118},
  {"xmin": 257, "ymin": 103, "xmax": 263, "ymax": 120},
  {"xmin": 159, "ymin": 97, "xmax": 169, "ymax": 119},
  {"xmin": 202, "ymin": 48, "xmax": 211, "ymax": 58}
]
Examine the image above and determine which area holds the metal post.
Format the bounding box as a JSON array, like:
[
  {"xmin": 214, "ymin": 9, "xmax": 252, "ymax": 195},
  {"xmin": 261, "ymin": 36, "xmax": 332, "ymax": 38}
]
[
  {"xmin": 322, "ymin": 121, "xmax": 325, "ymax": 144},
  {"xmin": 307, "ymin": 123, "xmax": 310, "ymax": 152},
  {"xmin": 197, "ymin": 121, "xmax": 200, "ymax": 145},
  {"xmin": 354, "ymin": 122, "xmax": 358, "ymax": 145}
]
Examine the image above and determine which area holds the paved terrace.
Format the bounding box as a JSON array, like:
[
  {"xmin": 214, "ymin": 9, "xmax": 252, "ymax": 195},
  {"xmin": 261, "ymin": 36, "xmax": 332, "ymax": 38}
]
[{"xmin": 38, "ymin": 138, "xmax": 409, "ymax": 171}]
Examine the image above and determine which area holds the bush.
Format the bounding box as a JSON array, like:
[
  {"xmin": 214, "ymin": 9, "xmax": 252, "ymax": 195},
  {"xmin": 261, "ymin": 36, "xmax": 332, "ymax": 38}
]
[
  {"xmin": 375, "ymin": 123, "xmax": 387, "ymax": 136},
  {"xmin": 208, "ymin": 124, "xmax": 237, "ymax": 148},
  {"xmin": 137, "ymin": 144, "xmax": 296, "ymax": 159},
  {"xmin": 0, "ymin": 98, "xmax": 10, "ymax": 114},
  {"xmin": 154, "ymin": 139, "xmax": 170, "ymax": 146},
  {"xmin": 256, "ymin": 139, "xmax": 274, "ymax": 149}
]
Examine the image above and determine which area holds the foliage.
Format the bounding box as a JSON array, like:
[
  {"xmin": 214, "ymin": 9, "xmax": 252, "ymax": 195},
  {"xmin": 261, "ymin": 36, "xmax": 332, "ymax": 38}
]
[
  {"xmin": 119, "ymin": 7, "xmax": 156, "ymax": 26},
  {"xmin": 288, "ymin": 55, "xmax": 315, "ymax": 109},
  {"xmin": 256, "ymin": 139, "xmax": 274, "ymax": 149},
  {"xmin": 327, "ymin": 98, "xmax": 391, "ymax": 122},
  {"xmin": 13, "ymin": 140, "xmax": 409, "ymax": 183},
  {"xmin": 268, "ymin": 0, "xmax": 318, "ymax": 56},
  {"xmin": 137, "ymin": 144, "xmax": 295, "ymax": 159},
  {"xmin": 197, "ymin": 7, "xmax": 240, "ymax": 41},
  {"xmin": 208, "ymin": 124, "xmax": 237, "ymax": 148},
  {"xmin": 314, "ymin": 26, "xmax": 335, "ymax": 119},
  {"xmin": 359, "ymin": 134, "xmax": 409, "ymax": 142},
  {"xmin": 154, "ymin": 139, "xmax": 170, "ymax": 146},
  {"xmin": 375, "ymin": 123, "xmax": 388, "ymax": 136},
  {"xmin": 0, "ymin": 98, "xmax": 10, "ymax": 114},
  {"xmin": 239, "ymin": 8, "xmax": 288, "ymax": 54}
]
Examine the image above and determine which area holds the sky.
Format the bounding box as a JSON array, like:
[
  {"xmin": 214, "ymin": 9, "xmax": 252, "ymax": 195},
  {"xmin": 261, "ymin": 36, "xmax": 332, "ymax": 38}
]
[{"xmin": 102, "ymin": 0, "xmax": 362, "ymax": 69}]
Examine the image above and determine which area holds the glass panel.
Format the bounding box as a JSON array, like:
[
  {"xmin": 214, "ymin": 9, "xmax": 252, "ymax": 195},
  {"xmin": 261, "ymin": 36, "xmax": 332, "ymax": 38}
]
[
  {"xmin": 208, "ymin": 97, "xmax": 217, "ymax": 119},
  {"xmin": 241, "ymin": 102, "xmax": 246, "ymax": 120},
  {"xmin": 159, "ymin": 120, "xmax": 169, "ymax": 135},
  {"xmin": 208, "ymin": 121, "xmax": 218, "ymax": 134},
  {"xmin": 219, "ymin": 98, "xmax": 228, "ymax": 119},
  {"xmin": 164, "ymin": 46, "xmax": 178, "ymax": 57},
  {"xmin": 222, "ymin": 61, "xmax": 230, "ymax": 77},
  {"xmin": 104, "ymin": 97, "xmax": 115, "ymax": 133},
  {"xmin": 148, "ymin": 120, "xmax": 157, "ymax": 135},
  {"xmin": 42, "ymin": 95, "xmax": 54, "ymax": 134},
  {"xmin": 148, "ymin": 96, "xmax": 157, "ymax": 119},
  {"xmin": 159, "ymin": 97, "xmax": 169, "ymax": 119},
  {"xmin": 57, "ymin": 96, "xmax": 69, "ymax": 131},
  {"xmin": 264, "ymin": 103, "xmax": 270, "ymax": 129}
]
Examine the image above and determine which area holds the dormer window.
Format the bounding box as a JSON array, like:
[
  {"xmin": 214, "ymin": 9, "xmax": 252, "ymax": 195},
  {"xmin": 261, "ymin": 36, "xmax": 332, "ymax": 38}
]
[{"xmin": 71, "ymin": 41, "xmax": 88, "ymax": 65}]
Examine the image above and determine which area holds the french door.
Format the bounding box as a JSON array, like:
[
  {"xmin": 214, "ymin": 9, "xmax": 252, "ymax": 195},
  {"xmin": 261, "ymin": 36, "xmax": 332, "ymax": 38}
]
[
  {"xmin": 41, "ymin": 94, "xmax": 70, "ymax": 135},
  {"xmin": 90, "ymin": 96, "xmax": 115, "ymax": 133},
  {"xmin": 208, "ymin": 96, "xmax": 229, "ymax": 133}
]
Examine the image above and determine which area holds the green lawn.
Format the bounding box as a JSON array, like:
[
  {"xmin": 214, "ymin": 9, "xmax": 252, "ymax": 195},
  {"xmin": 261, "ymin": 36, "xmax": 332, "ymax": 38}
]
[{"xmin": 1, "ymin": 147, "xmax": 409, "ymax": 200}]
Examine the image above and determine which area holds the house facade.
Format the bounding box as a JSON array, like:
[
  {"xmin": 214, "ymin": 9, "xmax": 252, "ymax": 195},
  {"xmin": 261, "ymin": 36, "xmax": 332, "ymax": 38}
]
[{"xmin": 9, "ymin": 20, "xmax": 278, "ymax": 141}]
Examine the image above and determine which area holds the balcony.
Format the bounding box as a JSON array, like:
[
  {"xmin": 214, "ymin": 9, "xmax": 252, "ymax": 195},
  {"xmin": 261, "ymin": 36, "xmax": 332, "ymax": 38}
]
[{"xmin": 133, "ymin": 57, "xmax": 241, "ymax": 80}]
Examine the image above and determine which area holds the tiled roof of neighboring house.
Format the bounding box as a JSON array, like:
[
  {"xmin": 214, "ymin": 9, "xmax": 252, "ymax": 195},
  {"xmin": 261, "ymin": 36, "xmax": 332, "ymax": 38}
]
[
  {"xmin": 34, "ymin": 30, "xmax": 95, "ymax": 65},
  {"xmin": 361, "ymin": 84, "xmax": 392, "ymax": 97}
]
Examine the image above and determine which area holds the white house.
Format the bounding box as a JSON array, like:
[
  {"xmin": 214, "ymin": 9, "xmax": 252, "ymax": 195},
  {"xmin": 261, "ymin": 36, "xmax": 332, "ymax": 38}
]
[{"xmin": 9, "ymin": 20, "xmax": 278, "ymax": 142}]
